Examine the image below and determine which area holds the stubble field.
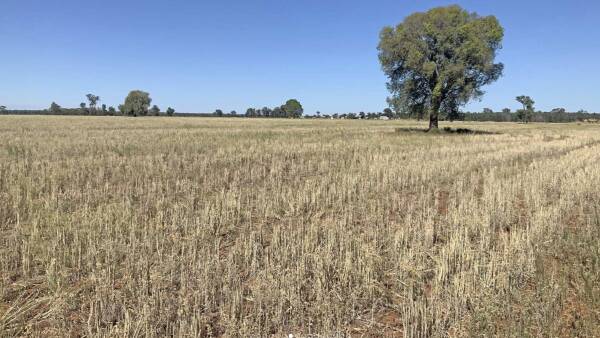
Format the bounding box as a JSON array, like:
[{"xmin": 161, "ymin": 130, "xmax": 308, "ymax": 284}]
[{"xmin": 1, "ymin": 116, "xmax": 599, "ymax": 337}]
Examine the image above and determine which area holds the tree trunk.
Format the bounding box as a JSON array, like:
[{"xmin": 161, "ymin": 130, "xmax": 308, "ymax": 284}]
[
  {"xmin": 429, "ymin": 112, "xmax": 439, "ymax": 129},
  {"xmin": 429, "ymin": 103, "xmax": 440, "ymax": 130}
]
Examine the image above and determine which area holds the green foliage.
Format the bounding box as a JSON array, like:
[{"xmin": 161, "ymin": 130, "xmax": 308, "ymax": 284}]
[
  {"xmin": 122, "ymin": 90, "xmax": 152, "ymax": 116},
  {"xmin": 150, "ymin": 105, "xmax": 160, "ymax": 116},
  {"xmin": 213, "ymin": 109, "xmax": 224, "ymax": 117},
  {"xmin": 272, "ymin": 107, "xmax": 282, "ymax": 117},
  {"xmin": 108, "ymin": 106, "xmax": 116, "ymax": 115},
  {"xmin": 516, "ymin": 95, "xmax": 535, "ymax": 123},
  {"xmin": 243, "ymin": 100, "xmax": 303, "ymax": 118},
  {"xmin": 49, "ymin": 102, "xmax": 62, "ymax": 114},
  {"xmin": 378, "ymin": 5, "xmax": 504, "ymax": 128},
  {"xmin": 282, "ymin": 99, "xmax": 303, "ymax": 118},
  {"xmin": 86, "ymin": 94, "xmax": 100, "ymax": 113},
  {"xmin": 166, "ymin": 107, "xmax": 175, "ymax": 116},
  {"xmin": 261, "ymin": 107, "xmax": 271, "ymax": 117},
  {"xmin": 382, "ymin": 108, "xmax": 394, "ymax": 119},
  {"xmin": 79, "ymin": 102, "xmax": 88, "ymax": 115}
]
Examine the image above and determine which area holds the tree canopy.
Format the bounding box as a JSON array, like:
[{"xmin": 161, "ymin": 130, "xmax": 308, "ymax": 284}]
[
  {"xmin": 516, "ymin": 95, "xmax": 535, "ymax": 123},
  {"xmin": 378, "ymin": 5, "xmax": 504, "ymax": 129},
  {"xmin": 50, "ymin": 102, "xmax": 62, "ymax": 114},
  {"xmin": 150, "ymin": 105, "xmax": 160, "ymax": 116},
  {"xmin": 86, "ymin": 94, "xmax": 100, "ymax": 110},
  {"xmin": 122, "ymin": 90, "xmax": 152, "ymax": 116},
  {"xmin": 282, "ymin": 99, "xmax": 303, "ymax": 118}
]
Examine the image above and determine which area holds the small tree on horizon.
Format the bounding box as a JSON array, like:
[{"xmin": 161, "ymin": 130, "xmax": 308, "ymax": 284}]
[
  {"xmin": 50, "ymin": 102, "xmax": 62, "ymax": 114},
  {"xmin": 150, "ymin": 105, "xmax": 160, "ymax": 116},
  {"xmin": 166, "ymin": 107, "xmax": 175, "ymax": 116},
  {"xmin": 383, "ymin": 108, "xmax": 394, "ymax": 119},
  {"xmin": 79, "ymin": 102, "xmax": 88, "ymax": 115},
  {"xmin": 122, "ymin": 90, "xmax": 152, "ymax": 116},
  {"xmin": 86, "ymin": 94, "xmax": 100, "ymax": 113},
  {"xmin": 516, "ymin": 95, "xmax": 535, "ymax": 123},
  {"xmin": 282, "ymin": 99, "xmax": 303, "ymax": 118}
]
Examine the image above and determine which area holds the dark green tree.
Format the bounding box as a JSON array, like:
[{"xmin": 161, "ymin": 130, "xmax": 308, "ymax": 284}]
[
  {"xmin": 50, "ymin": 102, "xmax": 62, "ymax": 114},
  {"xmin": 108, "ymin": 106, "xmax": 116, "ymax": 115},
  {"xmin": 282, "ymin": 99, "xmax": 303, "ymax": 118},
  {"xmin": 261, "ymin": 107, "xmax": 271, "ymax": 117},
  {"xmin": 79, "ymin": 102, "xmax": 88, "ymax": 115},
  {"xmin": 271, "ymin": 107, "xmax": 282, "ymax": 118},
  {"xmin": 214, "ymin": 109, "xmax": 224, "ymax": 117},
  {"xmin": 166, "ymin": 107, "xmax": 175, "ymax": 116},
  {"xmin": 383, "ymin": 108, "xmax": 394, "ymax": 119},
  {"xmin": 483, "ymin": 108, "xmax": 494, "ymax": 114},
  {"xmin": 516, "ymin": 96, "xmax": 535, "ymax": 123},
  {"xmin": 230, "ymin": 110, "xmax": 237, "ymax": 116},
  {"xmin": 86, "ymin": 94, "xmax": 100, "ymax": 113},
  {"xmin": 122, "ymin": 90, "xmax": 151, "ymax": 116},
  {"xmin": 150, "ymin": 105, "xmax": 160, "ymax": 116},
  {"xmin": 378, "ymin": 5, "xmax": 504, "ymax": 129}
]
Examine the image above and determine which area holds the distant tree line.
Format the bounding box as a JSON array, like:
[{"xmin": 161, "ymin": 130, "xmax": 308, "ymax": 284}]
[
  {"xmin": 458, "ymin": 109, "xmax": 599, "ymax": 123},
  {"xmin": 305, "ymin": 105, "xmax": 600, "ymax": 123},
  {"xmin": 213, "ymin": 99, "xmax": 304, "ymax": 118},
  {"xmin": 304, "ymin": 109, "xmax": 397, "ymax": 120},
  {"xmin": 2, "ymin": 93, "xmax": 599, "ymax": 123},
  {"xmin": 456, "ymin": 96, "xmax": 599, "ymax": 123},
  {"xmin": 0, "ymin": 91, "xmax": 176, "ymax": 117}
]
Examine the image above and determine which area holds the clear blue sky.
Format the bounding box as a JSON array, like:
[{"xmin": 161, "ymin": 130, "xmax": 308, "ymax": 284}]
[{"xmin": 1, "ymin": 0, "xmax": 599, "ymax": 114}]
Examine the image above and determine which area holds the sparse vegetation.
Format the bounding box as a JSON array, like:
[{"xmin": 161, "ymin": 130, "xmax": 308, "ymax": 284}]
[
  {"xmin": 2, "ymin": 2, "xmax": 599, "ymax": 336},
  {"xmin": 1, "ymin": 116, "xmax": 599, "ymax": 337}
]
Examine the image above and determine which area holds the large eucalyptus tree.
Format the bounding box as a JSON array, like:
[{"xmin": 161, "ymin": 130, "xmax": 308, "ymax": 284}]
[{"xmin": 378, "ymin": 5, "xmax": 504, "ymax": 129}]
